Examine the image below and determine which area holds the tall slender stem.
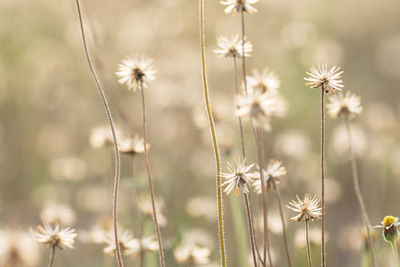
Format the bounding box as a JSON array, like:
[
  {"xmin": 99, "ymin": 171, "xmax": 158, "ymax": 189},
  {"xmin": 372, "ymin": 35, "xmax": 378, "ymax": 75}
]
[
  {"xmin": 305, "ymin": 221, "xmax": 313, "ymax": 267},
  {"xmin": 199, "ymin": 1, "xmax": 226, "ymax": 265},
  {"xmin": 272, "ymin": 182, "xmax": 292, "ymax": 267},
  {"xmin": 344, "ymin": 115, "xmax": 376, "ymax": 267},
  {"xmin": 240, "ymin": 10, "xmax": 248, "ymax": 94},
  {"xmin": 255, "ymin": 129, "xmax": 273, "ymax": 267},
  {"xmin": 245, "ymin": 193, "xmax": 259, "ymax": 267},
  {"xmin": 233, "ymin": 56, "xmax": 246, "ymax": 159},
  {"xmin": 320, "ymin": 89, "xmax": 326, "ymax": 267},
  {"xmin": 391, "ymin": 241, "xmax": 400, "ymax": 267},
  {"xmin": 74, "ymin": 1, "xmax": 123, "ymax": 266},
  {"xmin": 140, "ymin": 83, "xmax": 165, "ymax": 267},
  {"xmin": 130, "ymin": 155, "xmax": 144, "ymax": 267},
  {"xmin": 47, "ymin": 245, "xmax": 56, "ymax": 267}
]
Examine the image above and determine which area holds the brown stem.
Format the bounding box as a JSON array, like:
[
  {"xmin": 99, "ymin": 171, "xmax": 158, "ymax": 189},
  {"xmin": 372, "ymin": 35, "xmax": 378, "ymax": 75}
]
[
  {"xmin": 245, "ymin": 193, "xmax": 259, "ymax": 267},
  {"xmin": 140, "ymin": 83, "xmax": 165, "ymax": 267},
  {"xmin": 233, "ymin": 56, "xmax": 246, "ymax": 159},
  {"xmin": 344, "ymin": 114, "xmax": 376, "ymax": 267},
  {"xmin": 305, "ymin": 221, "xmax": 313, "ymax": 267},
  {"xmin": 74, "ymin": 1, "xmax": 123, "ymax": 266},
  {"xmin": 255, "ymin": 129, "xmax": 273, "ymax": 267},
  {"xmin": 320, "ymin": 89, "xmax": 326, "ymax": 267},
  {"xmin": 272, "ymin": 181, "xmax": 292, "ymax": 267},
  {"xmin": 241, "ymin": 10, "xmax": 248, "ymax": 95},
  {"xmin": 47, "ymin": 245, "xmax": 56, "ymax": 267}
]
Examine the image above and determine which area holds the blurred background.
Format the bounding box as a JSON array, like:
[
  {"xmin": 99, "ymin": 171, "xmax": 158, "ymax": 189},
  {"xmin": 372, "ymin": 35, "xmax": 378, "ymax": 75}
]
[{"xmin": 1, "ymin": 0, "xmax": 400, "ymax": 266}]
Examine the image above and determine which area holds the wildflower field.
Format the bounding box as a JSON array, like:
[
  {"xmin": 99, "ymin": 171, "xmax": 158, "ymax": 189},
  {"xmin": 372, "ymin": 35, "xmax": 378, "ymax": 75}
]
[{"xmin": 2, "ymin": 0, "xmax": 400, "ymax": 266}]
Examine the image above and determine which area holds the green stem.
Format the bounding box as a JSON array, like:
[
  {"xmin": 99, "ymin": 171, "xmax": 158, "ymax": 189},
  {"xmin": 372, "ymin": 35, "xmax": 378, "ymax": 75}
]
[
  {"xmin": 140, "ymin": 83, "xmax": 165, "ymax": 267},
  {"xmin": 391, "ymin": 241, "xmax": 400, "ymax": 267},
  {"xmin": 344, "ymin": 114, "xmax": 376, "ymax": 267},
  {"xmin": 199, "ymin": 0, "xmax": 226, "ymax": 266},
  {"xmin": 74, "ymin": 1, "xmax": 123, "ymax": 266},
  {"xmin": 272, "ymin": 181, "xmax": 292, "ymax": 267}
]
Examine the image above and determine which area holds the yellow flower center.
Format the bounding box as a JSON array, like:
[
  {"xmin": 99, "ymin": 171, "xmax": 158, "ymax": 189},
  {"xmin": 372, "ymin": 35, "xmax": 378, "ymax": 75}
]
[{"xmin": 383, "ymin": 216, "xmax": 396, "ymax": 227}]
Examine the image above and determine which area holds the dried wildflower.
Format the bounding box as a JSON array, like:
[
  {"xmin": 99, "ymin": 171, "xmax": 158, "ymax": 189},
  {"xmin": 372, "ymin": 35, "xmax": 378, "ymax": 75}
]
[
  {"xmin": 116, "ymin": 55, "xmax": 156, "ymax": 91},
  {"xmin": 33, "ymin": 222, "xmax": 77, "ymax": 249},
  {"xmin": 375, "ymin": 216, "xmax": 400, "ymax": 242},
  {"xmin": 304, "ymin": 64, "xmax": 344, "ymax": 94},
  {"xmin": 103, "ymin": 229, "xmax": 135, "ymax": 256},
  {"xmin": 221, "ymin": 0, "xmax": 258, "ymax": 14},
  {"xmin": 253, "ymin": 160, "xmax": 287, "ymax": 194},
  {"xmin": 174, "ymin": 243, "xmax": 210, "ymax": 265},
  {"xmin": 0, "ymin": 229, "xmax": 40, "ymax": 266},
  {"xmin": 90, "ymin": 125, "xmax": 123, "ymax": 148},
  {"xmin": 221, "ymin": 159, "xmax": 255, "ymax": 196},
  {"xmin": 247, "ymin": 69, "xmax": 280, "ymax": 94},
  {"xmin": 327, "ymin": 91, "xmax": 363, "ymax": 119},
  {"xmin": 287, "ymin": 194, "xmax": 322, "ymax": 222},
  {"xmin": 40, "ymin": 202, "xmax": 77, "ymax": 226},
  {"xmin": 138, "ymin": 197, "xmax": 167, "ymax": 227},
  {"xmin": 236, "ymin": 91, "xmax": 287, "ymax": 131},
  {"xmin": 118, "ymin": 135, "xmax": 148, "ymax": 154},
  {"xmin": 126, "ymin": 236, "xmax": 158, "ymax": 257},
  {"xmin": 214, "ymin": 35, "xmax": 253, "ymax": 58}
]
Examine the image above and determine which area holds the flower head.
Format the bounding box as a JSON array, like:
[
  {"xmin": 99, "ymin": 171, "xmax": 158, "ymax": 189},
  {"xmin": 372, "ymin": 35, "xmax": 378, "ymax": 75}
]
[
  {"xmin": 118, "ymin": 135, "xmax": 149, "ymax": 154},
  {"xmin": 40, "ymin": 202, "xmax": 77, "ymax": 226},
  {"xmin": 236, "ymin": 91, "xmax": 287, "ymax": 131},
  {"xmin": 174, "ymin": 243, "xmax": 210, "ymax": 265},
  {"xmin": 221, "ymin": 159, "xmax": 255, "ymax": 196},
  {"xmin": 221, "ymin": 0, "xmax": 258, "ymax": 14},
  {"xmin": 305, "ymin": 64, "xmax": 344, "ymax": 94},
  {"xmin": 214, "ymin": 35, "xmax": 253, "ymax": 58},
  {"xmin": 126, "ymin": 236, "xmax": 158, "ymax": 257},
  {"xmin": 287, "ymin": 194, "xmax": 322, "ymax": 222},
  {"xmin": 327, "ymin": 91, "xmax": 363, "ymax": 119},
  {"xmin": 116, "ymin": 55, "xmax": 156, "ymax": 91},
  {"xmin": 247, "ymin": 69, "xmax": 280, "ymax": 94},
  {"xmin": 375, "ymin": 216, "xmax": 400, "ymax": 242},
  {"xmin": 253, "ymin": 160, "xmax": 287, "ymax": 194},
  {"xmin": 33, "ymin": 222, "xmax": 77, "ymax": 249},
  {"xmin": 103, "ymin": 229, "xmax": 135, "ymax": 256}
]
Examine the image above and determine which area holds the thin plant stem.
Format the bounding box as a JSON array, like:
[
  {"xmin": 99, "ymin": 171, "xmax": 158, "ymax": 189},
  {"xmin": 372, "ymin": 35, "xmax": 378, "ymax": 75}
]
[
  {"xmin": 255, "ymin": 129, "xmax": 273, "ymax": 267},
  {"xmin": 240, "ymin": 10, "xmax": 248, "ymax": 94},
  {"xmin": 74, "ymin": 1, "xmax": 123, "ymax": 266},
  {"xmin": 47, "ymin": 245, "xmax": 56, "ymax": 267},
  {"xmin": 245, "ymin": 193, "xmax": 259, "ymax": 267},
  {"xmin": 391, "ymin": 241, "xmax": 400, "ymax": 267},
  {"xmin": 139, "ymin": 82, "xmax": 165, "ymax": 267},
  {"xmin": 305, "ymin": 221, "xmax": 313, "ymax": 267},
  {"xmin": 233, "ymin": 56, "xmax": 246, "ymax": 159},
  {"xmin": 320, "ymin": 88, "xmax": 326, "ymax": 267},
  {"xmin": 199, "ymin": 1, "xmax": 226, "ymax": 265},
  {"xmin": 130, "ymin": 155, "xmax": 144, "ymax": 267},
  {"xmin": 272, "ymin": 181, "xmax": 292, "ymax": 267},
  {"xmin": 344, "ymin": 114, "xmax": 377, "ymax": 267}
]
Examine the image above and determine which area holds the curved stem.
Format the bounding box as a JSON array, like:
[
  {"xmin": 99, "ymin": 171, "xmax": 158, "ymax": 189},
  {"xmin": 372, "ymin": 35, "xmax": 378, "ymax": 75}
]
[
  {"xmin": 305, "ymin": 221, "xmax": 313, "ymax": 267},
  {"xmin": 47, "ymin": 245, "xmax": 56, "ymax": 267},
  {"xmin": 344, "ymin": 115, "xmax": 376, "ymax": 267},
  {"xmin": 391, "ymin": 241, "xmax": 400, "ymax": 267},
  {"xmin": 320, "ymin": 89, "xmax": 326, "ymax": 267},
  {"xmin": 272, "ymin": 182, "xmax": 292, "ymax": 267},
  {"xmin": 245, "ymin": 193, "xmax": 259, "ymax": 267},
  {"xmin": 140, "ymin": 83, "xmax": 165, "ymax": 267},
  {"xmin": 74, "ymin": 1, "xmax": 123, "ymax": 266},
  {"xmin": 255, "ymin": 129, "xmax": 273, "ymax": 267},
  {"xmin": 199, "ymin": 1, "xmax": 226, "ymax": 266},
  {"xmin": 233, "ymin": 56, "xmax": 246, "ymax": 159}
]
